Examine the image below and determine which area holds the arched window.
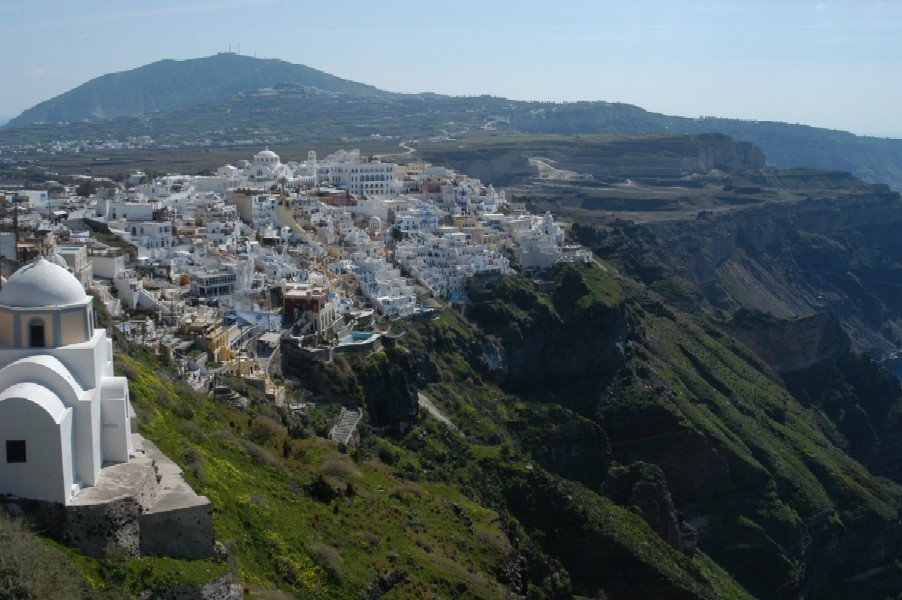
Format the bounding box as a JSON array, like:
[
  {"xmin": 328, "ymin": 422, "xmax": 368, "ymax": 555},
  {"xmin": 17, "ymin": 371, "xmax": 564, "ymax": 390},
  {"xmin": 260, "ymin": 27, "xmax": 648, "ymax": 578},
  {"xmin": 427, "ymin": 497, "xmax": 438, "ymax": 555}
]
[{"xmin": 28, "ymin": 318, "xmax": 46, "ymax": 348}]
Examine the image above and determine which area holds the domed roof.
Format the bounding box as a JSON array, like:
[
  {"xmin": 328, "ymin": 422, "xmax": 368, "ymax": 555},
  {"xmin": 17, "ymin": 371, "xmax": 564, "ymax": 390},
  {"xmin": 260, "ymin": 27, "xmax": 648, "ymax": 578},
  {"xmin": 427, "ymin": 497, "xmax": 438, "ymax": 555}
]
[
  {"xmin": 255, "ymin": 149, "xmax": 279, "ymax": 161},
  {"xmin": 0, "ymin": 256, "xmax": 89, "ymax": 308}
]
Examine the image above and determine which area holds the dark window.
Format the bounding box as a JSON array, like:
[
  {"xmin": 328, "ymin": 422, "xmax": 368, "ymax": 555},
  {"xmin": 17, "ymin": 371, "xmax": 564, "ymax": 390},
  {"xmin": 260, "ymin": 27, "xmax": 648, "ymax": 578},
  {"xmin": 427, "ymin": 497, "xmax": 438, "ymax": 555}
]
[
  {"xmin": 6, "ymin": 440, "xmax": 26, "ymax": 463},
  {"xmin": 29, "ymin": 321, "xmax": 45, "ymax": 347}
]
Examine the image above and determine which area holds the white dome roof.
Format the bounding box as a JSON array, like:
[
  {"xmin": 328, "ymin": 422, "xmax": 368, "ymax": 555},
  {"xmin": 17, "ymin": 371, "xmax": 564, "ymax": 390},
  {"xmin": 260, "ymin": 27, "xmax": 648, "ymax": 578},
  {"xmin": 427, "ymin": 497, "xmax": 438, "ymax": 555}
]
[
  {"xmin": 255, "ymin": 149, "xmax": 279, "ymax": 161},
  {"xmin": 0, "ymin": 257, "xmax": 89, "ymax": 308}
]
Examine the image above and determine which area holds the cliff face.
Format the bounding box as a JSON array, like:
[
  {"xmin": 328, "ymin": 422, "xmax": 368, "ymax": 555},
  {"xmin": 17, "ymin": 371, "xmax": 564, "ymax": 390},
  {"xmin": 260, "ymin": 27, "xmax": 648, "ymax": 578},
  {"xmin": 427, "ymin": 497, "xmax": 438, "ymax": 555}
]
[
  {"xmin": 468, "ymin": 263, "xmax": 628, "ymax": 400},
  {"xmin": 461, "ymin": 264, "xmax": 902, "ymax": 599},
  {"xmin": 586, "ymin": 185, "xmax": 902, "ymax": 354},
  {"xmin": 280, "ymin": 342, "xmax": 419, "ymax": 429},
  {"xmin": 355, "ymin": 347, "xmax": 419, "ymax": 429},
  {"xmin": 725, "ymin": 311, "xmax": 850, "ymax": 373},
  {"xmin": 694, "ymin": 133, "xmax": 767, "ymax": 172}
]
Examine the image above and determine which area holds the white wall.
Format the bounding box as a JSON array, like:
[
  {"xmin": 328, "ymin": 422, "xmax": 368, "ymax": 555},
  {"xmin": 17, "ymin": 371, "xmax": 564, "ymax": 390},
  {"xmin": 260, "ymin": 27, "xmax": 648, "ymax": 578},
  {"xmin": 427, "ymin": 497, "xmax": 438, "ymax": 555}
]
[{"xmin": 0, "ymin": 397, "xmax": 72, "ymax": 504}]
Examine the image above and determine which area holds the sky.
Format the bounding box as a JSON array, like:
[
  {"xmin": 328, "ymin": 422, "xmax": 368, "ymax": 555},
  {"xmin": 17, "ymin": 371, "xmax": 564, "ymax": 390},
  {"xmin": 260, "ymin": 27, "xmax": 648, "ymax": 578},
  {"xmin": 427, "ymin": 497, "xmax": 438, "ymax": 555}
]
[{"xmin": 1, "ymin": 0, "xmax": 901, "ymax": 137}]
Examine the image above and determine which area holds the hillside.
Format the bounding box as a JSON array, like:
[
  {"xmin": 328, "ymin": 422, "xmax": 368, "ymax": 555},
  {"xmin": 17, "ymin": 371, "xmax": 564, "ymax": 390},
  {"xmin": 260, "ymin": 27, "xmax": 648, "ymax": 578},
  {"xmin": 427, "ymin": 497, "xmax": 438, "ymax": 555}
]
[
  {"xmin": 6, "ymin": 53, "xmax": 387, "ymax": 127},
  {"xmin": 3, "ymin": 54, "xmax": 902, "ymax": 190},
  {"xmin": 6, "ymin": 264, "xmax": 895, "ymax": 599},
  {"xmin": 421, "ymin": 134, "xmax": 902, "ymax": 357},
  {"xmin": 113, "ymin": 264, "xmax": 902, "ymax": 598},
  {"xmin": 5, "ymin": 80, "xmax": 902, "ymax": 597}
]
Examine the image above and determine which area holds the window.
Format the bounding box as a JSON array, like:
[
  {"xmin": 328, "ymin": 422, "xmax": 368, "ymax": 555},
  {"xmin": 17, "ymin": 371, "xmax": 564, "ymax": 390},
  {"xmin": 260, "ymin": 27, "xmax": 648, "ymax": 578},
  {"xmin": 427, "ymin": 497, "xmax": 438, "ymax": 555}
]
[
  {"xmin": 29, "ymin": 319, "xmax": 45, "ymax": 348},
  {"xmin": 6, "ymin": 440, "xmax": 26, "ymax": 463}
]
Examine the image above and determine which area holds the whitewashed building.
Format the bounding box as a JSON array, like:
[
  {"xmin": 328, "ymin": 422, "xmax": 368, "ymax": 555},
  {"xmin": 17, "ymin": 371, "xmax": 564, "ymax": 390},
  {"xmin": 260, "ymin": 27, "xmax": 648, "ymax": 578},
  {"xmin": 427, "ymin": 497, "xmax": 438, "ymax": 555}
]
[{"xmin": 0, "ymin": 257, "xmax": 133, "ymax": 505}]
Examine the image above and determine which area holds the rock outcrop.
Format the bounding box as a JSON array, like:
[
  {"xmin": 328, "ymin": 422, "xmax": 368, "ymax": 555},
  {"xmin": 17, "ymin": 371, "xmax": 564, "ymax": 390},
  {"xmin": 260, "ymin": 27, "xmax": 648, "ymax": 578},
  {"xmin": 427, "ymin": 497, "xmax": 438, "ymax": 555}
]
[
  {"xmin": 725, "ymin": 310, "xmax": 850, "ymax": 373},
  {"xmin": 586, "ymin": 184, "xmax": 902, "ymax": 354},
  {"xmin": 468, "ymin": 263, "xmax": 629, "ymax": 404},
  {"xmin": 281, "ymin": 341, "xmax": 419, "ymax": 430}
]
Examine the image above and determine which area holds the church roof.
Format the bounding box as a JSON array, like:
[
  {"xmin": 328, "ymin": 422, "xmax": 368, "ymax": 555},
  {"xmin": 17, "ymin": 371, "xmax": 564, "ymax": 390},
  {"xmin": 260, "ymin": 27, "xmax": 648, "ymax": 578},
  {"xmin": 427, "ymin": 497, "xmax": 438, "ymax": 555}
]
[
  {"xmin": 255, "ymin": 149, "xmax": 279, "ymax": 160},
  {"xmin": 0, "ymin": 256, "xmax": 89, "ymax": 308},
  {"xmin": 0, "ymin": 382, "xmax": 68, "ymax": 424}
]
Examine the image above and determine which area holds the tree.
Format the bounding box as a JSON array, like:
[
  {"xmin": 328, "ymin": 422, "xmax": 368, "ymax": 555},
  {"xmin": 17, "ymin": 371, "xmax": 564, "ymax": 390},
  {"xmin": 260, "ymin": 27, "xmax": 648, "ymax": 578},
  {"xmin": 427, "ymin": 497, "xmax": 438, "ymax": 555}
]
[{"xmin": 75, "ymin": 180, "xmax": 100, "ymax": 198}]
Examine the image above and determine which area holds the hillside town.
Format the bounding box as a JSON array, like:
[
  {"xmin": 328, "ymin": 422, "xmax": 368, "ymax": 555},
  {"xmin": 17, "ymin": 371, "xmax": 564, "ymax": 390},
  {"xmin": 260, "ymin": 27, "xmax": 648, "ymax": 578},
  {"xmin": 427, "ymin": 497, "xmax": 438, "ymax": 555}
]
[{"xmin": 0, "ymin": 148, "xmax": 588, "ymax": 430}]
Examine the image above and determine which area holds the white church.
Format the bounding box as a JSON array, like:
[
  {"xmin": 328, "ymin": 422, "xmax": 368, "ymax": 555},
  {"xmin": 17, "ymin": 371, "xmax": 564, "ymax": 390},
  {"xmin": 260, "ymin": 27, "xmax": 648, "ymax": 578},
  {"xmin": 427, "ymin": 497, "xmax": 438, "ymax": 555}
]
[{"xmin": 0, "ymin": 256, "xmax": 133, "ymax": 505}]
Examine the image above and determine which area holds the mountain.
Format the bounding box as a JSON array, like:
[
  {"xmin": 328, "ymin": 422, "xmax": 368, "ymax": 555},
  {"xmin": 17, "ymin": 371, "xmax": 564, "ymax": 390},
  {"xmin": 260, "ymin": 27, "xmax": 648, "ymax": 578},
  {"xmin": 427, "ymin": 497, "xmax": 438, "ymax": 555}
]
[
  {"xmin": 5, "ymin": 54, "xmax": 902, "ymax": 190},
  {"xmin": 6, "ymin": 53, "xmax": 387, "ymax": 127}
]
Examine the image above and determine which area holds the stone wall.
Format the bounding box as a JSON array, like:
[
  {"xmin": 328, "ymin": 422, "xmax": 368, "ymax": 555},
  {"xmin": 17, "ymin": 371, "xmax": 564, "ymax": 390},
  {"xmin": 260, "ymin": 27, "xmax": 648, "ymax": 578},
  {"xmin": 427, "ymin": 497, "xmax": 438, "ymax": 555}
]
[
  {"xmin": 0, "ymin": 435, "xmax": 215, "ymax": 561},
  {"xmin": 145, "ymin": 574, "xmax": 242, "ymax": 600},
  {"xmin": 65, "ymin": 496, "xmax": 143, "ymax": 557},
  {"xmin": 1, "ymin": 496, "xmax": 141, "ymax": 558},
  {"xmin": 140, "ymin": 503, "xmax": 215, "ymax": 560}
]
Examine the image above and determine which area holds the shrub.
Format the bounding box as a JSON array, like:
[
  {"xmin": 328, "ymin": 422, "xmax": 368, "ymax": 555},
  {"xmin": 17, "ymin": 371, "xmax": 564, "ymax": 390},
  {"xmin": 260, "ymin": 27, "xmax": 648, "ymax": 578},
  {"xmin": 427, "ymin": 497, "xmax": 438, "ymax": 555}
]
[
  {"xmin": 390, "ymin": 481, "xmax": 427, "ymax": 502},
  {"xmin": 309, "ymin": 543, "xmax": 343, "ymax": 583},
  {"xmin": 180, "ymin": 421, "xmax": 207, "ymax": 444},
  {"xmin": 320, "ymin": 457, "xmax": 360, "ymax": 480},
  {"xmin": 0, "ymin": 512, "xmax": 130, "ymax": 599},
  {"xmin": 239, "ymin": 439, "xmax": 289, "ymax": 474},
  {"xmin": 183, "ymin": 447, "xmax": 206, "ymax": 481},
  {"xmin": 249, "ymin": 420, "xmax": 279, "ymax": 446},
  {"xmin": 377, "ymin": 445, "xmax": 398, "ymax": 466},
  {"xmin": 307, "ymin": 475, "xmax": 340, "ymax": 503}
]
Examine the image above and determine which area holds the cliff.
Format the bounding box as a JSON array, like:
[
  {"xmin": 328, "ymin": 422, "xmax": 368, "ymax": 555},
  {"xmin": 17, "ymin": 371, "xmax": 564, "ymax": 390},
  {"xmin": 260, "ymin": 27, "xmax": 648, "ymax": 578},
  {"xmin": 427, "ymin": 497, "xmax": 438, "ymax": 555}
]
[
  {"xmin": 467, "ymin": 262, "xmax": 629, "ymax": 401},
  {"xmin": 725, "ymin": 310, "xmax": 850, "ymax": 373},
  {"xmin": 280, "ymin": 341, "xmax": 419, "ymax": 430},
  {"xmin": 460, "ymin": 265, "xmax": 902, "ymax": 599},
  {"xmin": 581, "ymin": 180, "xmax": 902, "ymax": 355}
]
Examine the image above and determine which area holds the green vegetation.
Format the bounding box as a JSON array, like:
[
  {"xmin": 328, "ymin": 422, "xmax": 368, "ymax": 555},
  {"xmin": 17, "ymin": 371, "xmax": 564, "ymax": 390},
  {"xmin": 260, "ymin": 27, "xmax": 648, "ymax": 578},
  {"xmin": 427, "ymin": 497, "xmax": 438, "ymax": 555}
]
[
  {"xmin": 119, "ymin": 345, "xmax": 516, "ymax": 598},
  {"xmin": 4, "ymin": 120, "xmax": 902, "ymax": 599},
  {"xmin": 0, "ymin": 512, "xmax": 130, "ymax": 599},
  {"xmin": 8, "ymin": 252, "xmax": 902, "ymax": 598}
]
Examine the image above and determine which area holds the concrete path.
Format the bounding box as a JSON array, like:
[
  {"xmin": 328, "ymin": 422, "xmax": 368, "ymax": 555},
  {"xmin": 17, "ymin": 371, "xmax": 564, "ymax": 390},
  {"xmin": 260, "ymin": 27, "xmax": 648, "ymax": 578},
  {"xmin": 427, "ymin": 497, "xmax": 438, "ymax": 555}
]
[{"xmin": 417, "ymin": 393, "xmax": 460, "ymax": 433}]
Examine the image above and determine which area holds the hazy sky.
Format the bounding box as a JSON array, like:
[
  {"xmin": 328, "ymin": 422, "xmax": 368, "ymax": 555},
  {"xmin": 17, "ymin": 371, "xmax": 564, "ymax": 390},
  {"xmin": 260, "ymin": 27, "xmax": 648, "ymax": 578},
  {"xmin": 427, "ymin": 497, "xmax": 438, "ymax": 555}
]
[{"xmin": 2, "ymin": 0, "xmax": 900, "ymax": 137}]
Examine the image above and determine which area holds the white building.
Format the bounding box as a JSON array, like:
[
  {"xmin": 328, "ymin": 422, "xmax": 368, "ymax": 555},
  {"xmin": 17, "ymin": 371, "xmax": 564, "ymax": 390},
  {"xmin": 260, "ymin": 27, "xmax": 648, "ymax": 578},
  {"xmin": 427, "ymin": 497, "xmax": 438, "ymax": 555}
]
[
  {"xmin": 512, "ymin": 211, "xmax": 568, "ymax": 271},
  {"xmin": 229, "ymin": 190, "xmax": 279, "ymax": 229},
  {"xmin": 319, "ymin": 150, "xmax": 401, "ymax": 197},
  {"xmin": 125, "ymin": 220, "xmax": 175, "ymax": 255},
  {"xmin": 56, "ymin": 245, "xmax": 94, "ymax": 289},
  {"xmin": 396, "ymin": 229, "xmax": 512, "ymax": 299},
  {"xmin": 245, "ymin": 148, "xmax": 293, "ymax": 184},
  {"xmin": 0, "ymin": 257, "xmax": 133, "ymax": 505}
]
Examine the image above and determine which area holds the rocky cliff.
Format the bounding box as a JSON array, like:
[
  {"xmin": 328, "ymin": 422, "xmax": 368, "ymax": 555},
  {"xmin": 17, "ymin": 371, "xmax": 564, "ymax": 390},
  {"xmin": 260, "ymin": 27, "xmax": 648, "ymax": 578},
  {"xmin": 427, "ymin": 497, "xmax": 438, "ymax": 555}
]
[
  {"xmin": 725, "ymin": 310, "xmax": 850, "ymax": 373},
  {"xmin": 280, "ymin": 341, "xmax": 419, "ymax": 429},
  {"xmin": 582, "ymin": 181, "xmax": 902, "ymax": 355},
  {"xmin": 462, "ymin": 264, "xmax": 902, "ymax": 599},
  {"xmin": 467, "ymin": 262, "xmax": 629, "ymax": 403}
]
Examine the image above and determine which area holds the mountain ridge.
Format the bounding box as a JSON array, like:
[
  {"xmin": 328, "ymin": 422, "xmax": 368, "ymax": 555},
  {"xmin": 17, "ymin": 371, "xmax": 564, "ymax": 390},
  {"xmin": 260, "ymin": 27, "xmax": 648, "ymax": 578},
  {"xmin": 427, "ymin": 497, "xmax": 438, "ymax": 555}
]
[
  {"xmin": 5, "ymin": 53, "xmax": 902, "ymax": 191},
  {"xmin": 7, "ymin": 53, "xmax": 388, "ymax": 127}
]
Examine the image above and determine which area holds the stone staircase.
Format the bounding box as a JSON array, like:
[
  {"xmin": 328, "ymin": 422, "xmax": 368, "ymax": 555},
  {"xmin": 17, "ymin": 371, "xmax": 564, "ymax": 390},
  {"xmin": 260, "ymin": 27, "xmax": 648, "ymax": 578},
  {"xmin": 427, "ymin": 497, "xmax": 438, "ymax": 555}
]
[{"xmin": 329, "ymin": 408, "xmax": 363, "ymax": 446}]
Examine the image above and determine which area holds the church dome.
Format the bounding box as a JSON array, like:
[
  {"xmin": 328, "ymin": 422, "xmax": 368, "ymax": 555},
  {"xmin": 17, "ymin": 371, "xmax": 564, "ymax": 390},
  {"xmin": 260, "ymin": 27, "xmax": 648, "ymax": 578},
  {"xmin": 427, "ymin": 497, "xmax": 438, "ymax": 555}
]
[
  {"xmin": 255, "ymin": 149, "xmax": 279, "ymax": 163},
  {"xmin": 0, "ymin": 256, "xmax": 89, "ymax": 308}
]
